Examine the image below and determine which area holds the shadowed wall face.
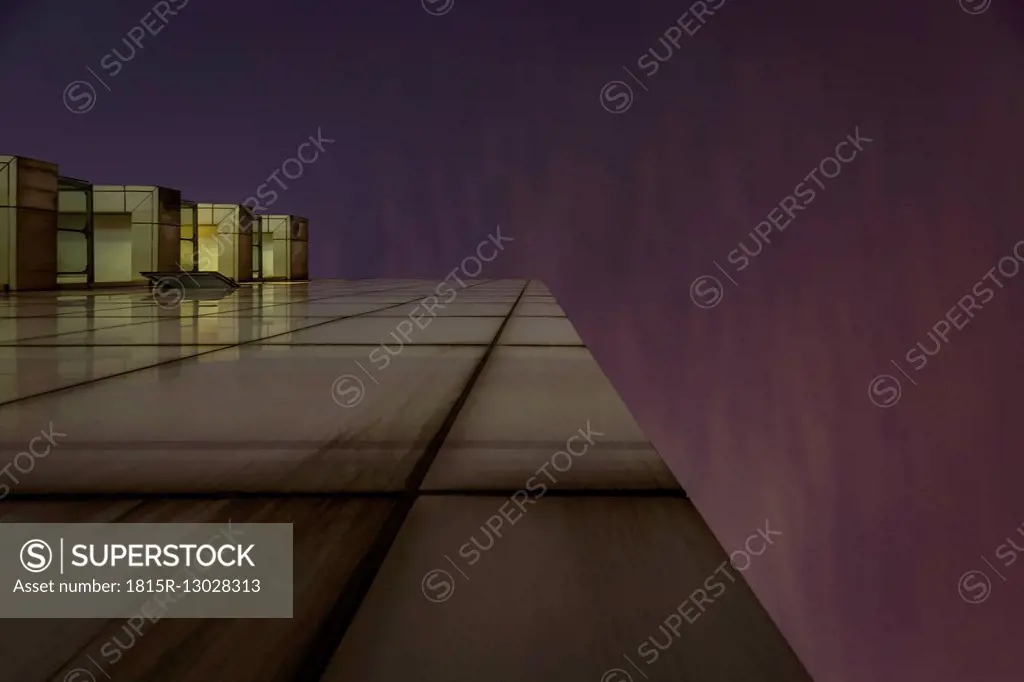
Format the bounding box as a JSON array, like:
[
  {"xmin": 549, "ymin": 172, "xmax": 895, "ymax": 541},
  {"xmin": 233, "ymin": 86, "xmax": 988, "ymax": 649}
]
[
  {"xmin": 0, "ymin": 157, "xmax": 12, "ymax": 288},
  {"xmin": 0, "ymin": 157, "xmax": 58, "ymax": 291},
  {"xmin": 0, "ymin": 157, "xmax": 13, "ymax": 289}
]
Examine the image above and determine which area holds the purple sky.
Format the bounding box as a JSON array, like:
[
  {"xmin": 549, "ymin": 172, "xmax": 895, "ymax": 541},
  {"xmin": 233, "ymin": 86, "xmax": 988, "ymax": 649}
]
[{"xmin": 3, "ymin": 0, "xmax": 1024, "ymax": 679}]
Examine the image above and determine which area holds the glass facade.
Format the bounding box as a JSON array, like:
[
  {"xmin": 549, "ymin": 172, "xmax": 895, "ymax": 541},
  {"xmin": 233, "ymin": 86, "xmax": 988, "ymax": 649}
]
[
  {"xmin": 0, "ymin": 279, "xmax": 810, "ymax": 682},
  {"xmin": 56, "ymin": 176, "xmax": 94, "ymax": 287},
  {"xmin": 255, "ymin": 214, "xmax": 309, "ymax": 281},
  {"xmin": 263, "ymin": 214, "xmax": 291, "ymax": 280},
  {"xmin": 191, "ymin": 203, "xmax": 249, "ymax": 281},
  {"xmin": 89, "ymin": 185, "xmax": 181, "ymax": 284},
  {"xmin": 179, "ymin": 199, "xmax": 198, "ymax": 271}
]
